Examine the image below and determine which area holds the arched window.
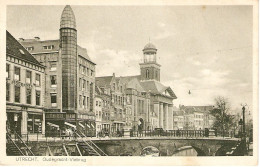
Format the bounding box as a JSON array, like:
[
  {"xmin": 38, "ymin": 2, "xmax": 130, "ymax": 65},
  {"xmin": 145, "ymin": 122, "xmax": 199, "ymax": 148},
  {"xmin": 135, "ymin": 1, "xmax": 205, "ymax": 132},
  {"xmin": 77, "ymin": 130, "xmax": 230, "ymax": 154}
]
[{"xmin": 146, "ymin": 69, "xmax": 149, "ymax": 79}]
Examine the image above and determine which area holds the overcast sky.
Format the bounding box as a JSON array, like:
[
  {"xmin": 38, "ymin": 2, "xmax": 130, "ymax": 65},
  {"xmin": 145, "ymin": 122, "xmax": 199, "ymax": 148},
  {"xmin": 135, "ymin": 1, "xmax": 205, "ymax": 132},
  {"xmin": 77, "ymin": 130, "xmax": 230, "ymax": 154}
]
[{"xmin": 7, "ymin": 5, "xmax": 253, "ymax": 112}]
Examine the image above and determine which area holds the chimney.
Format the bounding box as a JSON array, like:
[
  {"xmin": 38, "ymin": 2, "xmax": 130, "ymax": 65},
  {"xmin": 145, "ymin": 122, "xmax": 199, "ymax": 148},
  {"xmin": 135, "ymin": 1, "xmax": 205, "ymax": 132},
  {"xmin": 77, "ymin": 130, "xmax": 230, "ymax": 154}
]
[{"xmin": 34, "ymin": 37, "xmax": 40, "ymax": 41}]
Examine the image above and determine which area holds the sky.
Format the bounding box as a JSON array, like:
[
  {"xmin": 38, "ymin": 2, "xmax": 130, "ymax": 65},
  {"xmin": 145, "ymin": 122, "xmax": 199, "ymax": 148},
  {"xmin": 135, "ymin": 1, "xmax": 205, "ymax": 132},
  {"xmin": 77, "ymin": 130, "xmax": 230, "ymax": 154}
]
[{"xmin": 7, "ymin": 5, "xmax": 253, "ymax": 113}]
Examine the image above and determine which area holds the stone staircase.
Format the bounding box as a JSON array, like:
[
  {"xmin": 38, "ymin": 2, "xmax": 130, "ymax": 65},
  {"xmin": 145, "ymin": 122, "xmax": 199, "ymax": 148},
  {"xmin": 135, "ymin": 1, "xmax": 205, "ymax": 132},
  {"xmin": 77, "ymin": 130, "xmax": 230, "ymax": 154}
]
[
  {"xmin": 6, "ymin": 132, "xmax": 35, "ymax": 156},
  {"xmin": 75, "ymin": 131, "xmax": 107, "ymax": 156}
]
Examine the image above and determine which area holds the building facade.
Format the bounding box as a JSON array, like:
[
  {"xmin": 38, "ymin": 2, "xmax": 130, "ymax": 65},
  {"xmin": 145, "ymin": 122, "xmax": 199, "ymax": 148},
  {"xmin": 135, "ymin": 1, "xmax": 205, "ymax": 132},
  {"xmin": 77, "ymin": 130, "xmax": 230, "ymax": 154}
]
[
  {"xmin": 20, "ymin": 5, "xmax": 96, "ymax": 136},
  {"xmin": 6, "ymin": 31, "xmax": 45, "ymax": 136},
  {"xmin": 179, "ymin": 105, "xmax": 215, "ymax": 130}
]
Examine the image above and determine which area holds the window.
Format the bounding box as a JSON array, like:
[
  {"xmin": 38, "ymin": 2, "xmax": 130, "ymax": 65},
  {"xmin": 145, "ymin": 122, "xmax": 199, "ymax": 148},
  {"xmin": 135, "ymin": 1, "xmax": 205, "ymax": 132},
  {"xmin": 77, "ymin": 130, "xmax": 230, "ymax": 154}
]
[
  {"xmin": 27, "ymin": 114, "xmax": 42, "ymax": 133},
  {"xmin": 87, "ymin": 97, "xmax": 89, "ymax": 107},
  {"xmin": 113, "ymin": 83, "xmax": 115, "ymax": 90},
  {"xmin": 25, "ymin": 70, "xmax": 32, "ymax": 84},
  {"xmin": 36, "ymin": 73, "xmax": 41, "ymax": 86},
  {"xmin": 82, "ymin": 66, "xmax": 85, "ymax": 75},
  {"xmin": 36, "ymin": 91, "xmax": 41, "ymax": 106},
  {"xmin": 86, "ymin": 68, "xmax": 89, "ymax": 75},
  {"xmin": 6, "ymin": 83, "xmax": 10, "ymax": 101},
  {"xmin": 43, "ymin": 45, "xmax": 54, "ymax": 50},
  {"xmin": 14, "ymin": 67, "xmax": 20, "ymax": 81},
  {"xmin": 79, "ymin": 78, "xmax": 82, "ymax": 89},
  {"xmin": 79, "ymin": 95, "xmax": 82, "ymax": 108},
  {"xmin": 146, "ymin": 69, "xmax": 149, "ymax": 79},
  {"xmin": 15, "ymin": 85, "xmax": 20, "ymax": 103},
  {"xmin": 26, "ymin": 88, "xmax": 32, "ymax": 104},
  {"xmin": 91, "ymin": 70, "xmax": 93, "ymax": 76},
  {"xmin": 99, "ymin": 101, "xmax": 101, "ymax": 107},
  {"xmin": 87, "ymin": 81, "xmax": 89, "ymax": 90},
  {"xmin": 96, "ymin": 101, "xmax": 98, "ymax": 106},
  {"xmin": 50, "ymin": 62, "xmax": 57, "ymax": 71},
  {"xmin": 83, "ymin": 96, "xmax": 86, "ymax": 109},
  {"xmin": 6, "ymin": 64, "xmax": 10, "ymax": 78},
  {"xmin": 51, "ymin": 93, "xmax": 57, "ymax": 107},
  {"xmin": 26, "ymin": 46, "xmax": 34, "ymax": 51},
  {"xmin": 50, "ymin": 75, "xmax": 57, "ymax": 87},
  {"xmin": 83, "ymin": 80, "xmax": 86, "ymax": 91}
]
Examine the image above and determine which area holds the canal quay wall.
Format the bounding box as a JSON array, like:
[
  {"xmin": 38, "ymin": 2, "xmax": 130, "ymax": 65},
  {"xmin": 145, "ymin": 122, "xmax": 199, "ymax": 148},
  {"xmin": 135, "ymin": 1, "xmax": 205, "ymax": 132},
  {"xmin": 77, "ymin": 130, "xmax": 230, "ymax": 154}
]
[{"xmin": 27, "ymin": 137, "xmax": 239, "ymax": 156}]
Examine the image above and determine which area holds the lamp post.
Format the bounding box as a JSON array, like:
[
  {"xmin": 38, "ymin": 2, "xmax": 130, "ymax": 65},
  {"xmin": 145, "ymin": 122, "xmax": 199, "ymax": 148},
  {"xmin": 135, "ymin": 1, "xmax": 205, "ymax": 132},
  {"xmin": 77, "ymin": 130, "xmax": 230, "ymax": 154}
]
[
  {"xmin": 241, "ymin": 105, "xmax": 247, "ymax": 155},
  {"xmin": 242, "ymin": 106, "xmax": 246, "ymax": 138}
]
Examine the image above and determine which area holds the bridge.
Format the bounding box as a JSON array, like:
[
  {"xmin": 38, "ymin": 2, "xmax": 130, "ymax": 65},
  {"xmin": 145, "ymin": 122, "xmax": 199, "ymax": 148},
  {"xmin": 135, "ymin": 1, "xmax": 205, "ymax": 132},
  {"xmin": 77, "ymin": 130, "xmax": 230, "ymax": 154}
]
[{"xmin": 6, "ymin": 130, "xmax": 241, "ymax": 156}]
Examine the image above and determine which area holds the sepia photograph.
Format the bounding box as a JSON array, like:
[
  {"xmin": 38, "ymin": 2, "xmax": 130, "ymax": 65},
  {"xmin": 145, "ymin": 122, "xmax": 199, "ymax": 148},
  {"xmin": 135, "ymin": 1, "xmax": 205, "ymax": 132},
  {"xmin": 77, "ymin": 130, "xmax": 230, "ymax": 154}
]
[{"xmin": 1, "ymin": 0, "xmax": 258, "ymax": 166}]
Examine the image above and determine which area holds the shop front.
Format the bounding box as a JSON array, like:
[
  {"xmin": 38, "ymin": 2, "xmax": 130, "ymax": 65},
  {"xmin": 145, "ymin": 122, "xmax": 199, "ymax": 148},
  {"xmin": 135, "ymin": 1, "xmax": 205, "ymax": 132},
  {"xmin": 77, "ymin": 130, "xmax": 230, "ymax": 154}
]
[
  {"xmin": 45, "ymin": 112, "xmax": 65, "ymax": 137},
  {"xmin": 6, "ymin": 111, "xmax": 22, "ymax": 136},
  {"xmin": 77, "ymin": 114, "xmax": 96, "ymax": 137},
  {"xmin": 111, "ymin": 121, "xmax": 125, "ymax": 137},
  {"xmin": 7, "ymin": 105, "xmax": 45, "ymax": 137},
  {"xmin": 27, "ymin": 112, "xmax": 43, "ymax": 134},
  {"xmin": 101, "ymin": 123, "xmax": 111, "ymax": 137}
]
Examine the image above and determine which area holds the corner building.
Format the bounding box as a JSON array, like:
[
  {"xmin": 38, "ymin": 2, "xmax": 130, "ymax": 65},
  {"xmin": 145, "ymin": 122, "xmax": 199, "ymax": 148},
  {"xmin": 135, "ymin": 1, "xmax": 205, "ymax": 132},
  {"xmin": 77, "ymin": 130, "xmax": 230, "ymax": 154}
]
[
  {"xmin": 6, "ymin": 31, "xmax": 45, "ymax": 137},
  {"xmin": 20, "ymin": 5, "xmax": 96, "ymax": 136}
]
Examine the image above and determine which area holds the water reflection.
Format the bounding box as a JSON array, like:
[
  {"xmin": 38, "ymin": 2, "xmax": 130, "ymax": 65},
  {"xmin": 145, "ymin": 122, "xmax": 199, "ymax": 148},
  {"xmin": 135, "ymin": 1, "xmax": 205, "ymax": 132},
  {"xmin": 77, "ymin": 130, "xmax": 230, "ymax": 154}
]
[
  {"xmin": 172, "ymin": 146, "xmax": 198, "ymax": 156},
  {"xmin": 141, "ymin": 146, "xmax": 160, "ymax": 157}
]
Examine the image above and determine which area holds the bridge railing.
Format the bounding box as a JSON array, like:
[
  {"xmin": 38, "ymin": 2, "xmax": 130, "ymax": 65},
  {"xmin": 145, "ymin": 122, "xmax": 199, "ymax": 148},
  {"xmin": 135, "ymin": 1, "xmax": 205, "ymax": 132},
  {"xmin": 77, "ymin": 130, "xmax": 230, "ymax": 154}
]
[{"xmin": 129, "ymin": 130, "xmax": 206, "ymax": 138}]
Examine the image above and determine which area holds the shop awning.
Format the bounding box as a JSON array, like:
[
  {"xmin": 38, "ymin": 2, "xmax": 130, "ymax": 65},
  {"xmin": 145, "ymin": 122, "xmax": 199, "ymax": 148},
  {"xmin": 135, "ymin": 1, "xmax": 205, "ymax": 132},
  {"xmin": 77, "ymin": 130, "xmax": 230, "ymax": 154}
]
[
  {"xmin": 65, "ymin": 122, "xmax": 76, "ymax": 129},
  {"xmin": 47, "ymin": 122, "xmax": 59, "ymax": 128},
  {"xmin": 91, "ymin": 124, "xmax": 95, "ymax": 128},
  {"xmin": 79, "ymin": 123, "xmax": 85, "ymax": 128}
]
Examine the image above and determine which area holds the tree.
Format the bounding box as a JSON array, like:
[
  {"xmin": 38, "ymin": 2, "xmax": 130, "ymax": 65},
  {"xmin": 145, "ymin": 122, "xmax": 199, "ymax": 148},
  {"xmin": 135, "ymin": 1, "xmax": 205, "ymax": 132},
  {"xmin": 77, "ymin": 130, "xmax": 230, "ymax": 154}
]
[{"xmin": 210, "ymin": 96, "xmax": 236, "ymax": 137}]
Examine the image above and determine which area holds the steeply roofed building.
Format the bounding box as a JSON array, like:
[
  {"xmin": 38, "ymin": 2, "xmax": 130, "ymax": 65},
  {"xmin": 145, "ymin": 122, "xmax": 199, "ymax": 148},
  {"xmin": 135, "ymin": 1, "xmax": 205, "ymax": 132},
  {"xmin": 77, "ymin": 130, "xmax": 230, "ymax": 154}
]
[{"xmin": 6, "ymin": 30, "xmax": 45, "ymax": 136}]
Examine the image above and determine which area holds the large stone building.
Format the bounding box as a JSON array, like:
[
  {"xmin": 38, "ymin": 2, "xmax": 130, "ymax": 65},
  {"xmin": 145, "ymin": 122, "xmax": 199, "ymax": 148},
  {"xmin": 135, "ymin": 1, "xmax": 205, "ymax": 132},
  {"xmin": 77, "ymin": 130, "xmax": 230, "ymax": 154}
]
[
  {"xmin": 96, "ymin": 43, "xmax": 177, "ymax": 132},
  {"xmin": 20, "ymin": 5, "xmax": 96, "ymax": 136},
  {"xmin": 6, "ymin": 31, "xmax": 45, "ymax": 136}
]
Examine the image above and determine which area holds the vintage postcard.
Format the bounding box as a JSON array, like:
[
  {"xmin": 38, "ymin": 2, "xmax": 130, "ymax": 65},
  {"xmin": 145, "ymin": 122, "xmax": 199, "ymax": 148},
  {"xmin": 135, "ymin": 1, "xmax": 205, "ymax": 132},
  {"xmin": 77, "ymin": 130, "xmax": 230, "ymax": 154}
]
[{"xmin": 0, "ymin": 0, "xmax": 258, "ymax": 166}]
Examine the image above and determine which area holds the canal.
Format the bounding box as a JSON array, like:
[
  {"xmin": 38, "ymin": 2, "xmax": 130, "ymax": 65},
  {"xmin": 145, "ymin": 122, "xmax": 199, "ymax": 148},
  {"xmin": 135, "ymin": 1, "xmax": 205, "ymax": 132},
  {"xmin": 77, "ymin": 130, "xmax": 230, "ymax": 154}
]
[{"xmin": 172, "ymin": 146, "xmax": 198, "ymax": 156}]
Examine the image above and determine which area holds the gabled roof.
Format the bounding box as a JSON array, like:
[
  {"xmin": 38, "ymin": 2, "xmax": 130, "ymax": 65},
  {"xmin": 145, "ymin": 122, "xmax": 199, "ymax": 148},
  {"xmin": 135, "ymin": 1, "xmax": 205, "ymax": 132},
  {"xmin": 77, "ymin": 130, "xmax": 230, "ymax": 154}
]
[
  {"xmin": 77, "ymin": 45, "xmax": 95, "ymax": 64},
  {"xmin": 117, "ymin": 76, "xmax": 145, "ymax": 92},
  {"xmin": 6, "ymin": 31, "xmax": 43, "ymax": 67},
  {"xmin": 180, "ymin": 105, "xmax": 214, "ymax": 114},
  {"xmin": 96, "ymin": 76, "xmax": 113, "ymax": 87},
  {"xmin": 95, "ymin": 85, "xmax": 103, "ymax": 95},
  {"xmin": 140, "ymin": 80, "xmax": 177, "ymax": 99}
]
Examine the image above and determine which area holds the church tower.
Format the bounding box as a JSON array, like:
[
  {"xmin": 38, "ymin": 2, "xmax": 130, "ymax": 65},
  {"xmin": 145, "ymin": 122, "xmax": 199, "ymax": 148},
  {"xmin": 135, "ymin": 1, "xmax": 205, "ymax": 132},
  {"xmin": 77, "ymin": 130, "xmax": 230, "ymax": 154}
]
[
  {"xmin": 60, "ymin": 5, "xmax": 77, "ymax": 112},
  {"xmin": 140, "ymin": 43, "xmax": 161, "ymax": 81}
]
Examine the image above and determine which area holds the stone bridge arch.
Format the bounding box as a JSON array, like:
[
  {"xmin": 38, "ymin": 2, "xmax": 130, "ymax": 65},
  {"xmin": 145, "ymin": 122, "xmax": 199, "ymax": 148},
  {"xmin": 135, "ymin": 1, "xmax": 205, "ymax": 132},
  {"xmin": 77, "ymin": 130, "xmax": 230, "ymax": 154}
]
[{"xmin": 93, "ymin": 138, "xmax": 239, "ymax": 156}]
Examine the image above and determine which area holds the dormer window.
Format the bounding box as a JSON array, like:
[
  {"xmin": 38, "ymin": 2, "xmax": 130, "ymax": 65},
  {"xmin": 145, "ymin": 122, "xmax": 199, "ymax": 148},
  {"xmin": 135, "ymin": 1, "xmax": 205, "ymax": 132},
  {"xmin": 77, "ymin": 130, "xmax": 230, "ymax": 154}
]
[
  {"xmin": 43, "ymin": 45, "xmax": 54, "ymax": 50},
  {"xmin": 26, "ymin": 47, "xmax": 34, "ymax": 51}
]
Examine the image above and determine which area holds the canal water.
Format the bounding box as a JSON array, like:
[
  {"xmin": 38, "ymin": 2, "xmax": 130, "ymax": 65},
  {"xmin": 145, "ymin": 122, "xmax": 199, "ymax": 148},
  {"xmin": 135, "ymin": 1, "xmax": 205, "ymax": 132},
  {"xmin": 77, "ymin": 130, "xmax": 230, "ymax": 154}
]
[
  {"xmin": 141, "ymin": 146, "xmax": 198, "ymax": 156},
  {"xmin": 172, "ymin": 146, "xmax": 198, "ymax": 156}
]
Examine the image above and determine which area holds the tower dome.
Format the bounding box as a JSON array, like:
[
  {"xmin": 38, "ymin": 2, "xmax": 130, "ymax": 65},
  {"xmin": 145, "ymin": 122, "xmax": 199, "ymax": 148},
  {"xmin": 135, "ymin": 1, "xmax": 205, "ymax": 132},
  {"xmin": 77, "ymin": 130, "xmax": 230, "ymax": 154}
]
[
  {"xmin": 143, "ymin": 42, "xmax": 157, "ymax": 54},
  {"xmin": 144, "ymin": 43, "xmax": 156, "ymax": 50},
  {"xmin": 60, "ymin": 5, "xmax": 76, "ymax": 29}
]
